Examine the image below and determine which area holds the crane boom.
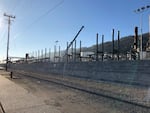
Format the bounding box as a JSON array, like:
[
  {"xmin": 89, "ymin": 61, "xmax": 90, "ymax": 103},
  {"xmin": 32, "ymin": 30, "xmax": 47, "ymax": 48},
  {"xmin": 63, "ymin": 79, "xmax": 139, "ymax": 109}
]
[{"xmin": 66, "ymin": 26, "xmax": 84, "ymax": 51}]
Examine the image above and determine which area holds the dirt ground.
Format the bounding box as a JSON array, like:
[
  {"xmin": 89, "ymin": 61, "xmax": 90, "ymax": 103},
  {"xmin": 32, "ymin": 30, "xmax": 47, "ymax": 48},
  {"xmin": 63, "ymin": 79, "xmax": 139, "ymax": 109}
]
[
  {"xmin": 1, "ymin": 71, "xmax": 147, "ymax": 113},
  {"xmin": 10, "ymin": 76, "xmax": 119, "ymax": 113}
]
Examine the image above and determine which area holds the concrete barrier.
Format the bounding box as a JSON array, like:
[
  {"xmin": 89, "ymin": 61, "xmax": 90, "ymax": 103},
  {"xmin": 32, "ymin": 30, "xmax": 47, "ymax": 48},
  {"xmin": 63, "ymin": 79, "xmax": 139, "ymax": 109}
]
[{"xmin": 9, "ymin": 60, "xmax": 150, "ymax": 86}]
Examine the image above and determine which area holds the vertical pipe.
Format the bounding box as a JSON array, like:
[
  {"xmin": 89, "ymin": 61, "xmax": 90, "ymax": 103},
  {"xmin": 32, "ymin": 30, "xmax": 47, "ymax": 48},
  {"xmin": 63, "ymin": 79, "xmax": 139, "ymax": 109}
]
[
  {"xmin": 30, "ymin": 52, "xmax": 32, "ymax": 60},
  {"xmin": 40, "ymin": 50, "xmax": 42, "ymax": 61},
  {"xmin": 32, "ymin": 51, "xmax": 34, "ymax": 61},
  {"xmin": 80, "ymin": 40, "xmax": 82, "ymax": 61},
  {"xmin": 112, "ymin": 29, "xmax": 114, "ymax": 60},
  {"xmin": 55, "ymin": 45, "xmax": 57, "ymax": 60},
  {"xmin": 118, "ymin": 31, "xmax": 120, "ymax": 61},
  {"xmin": 67, "ymin": 42, "xmax": 68, "ymax": 62},
  {"xmin": 34, "ymin": 51, "xmax": 35, "ymax": 59},
  {"xmin": 41, "ymin": 49, "xmax": 43, "ymax": 62},
  {"xmin": 54, "ymin": 45, "xmax": 56, "ymax": 62},
  {"xmin": 38, "ymin": 50, "xmax": 40, "ymax": 62},
  {"xmin": 96, "ymin": 33, "xmax": 99, "ymax": 61},
  {"xmin": 74, "ymin": 40, "xmax": 76, "ymax": 62},
  {"xmin": 59, "ymin": 46, "xmax": 60, "ymax": 62},
  {"xmin": 134, "ymin": 27, "xmax": 138, "ymax": 50},
  {"xmin": 102, "ymin": 35, "xmax": 104, "ymax": 61},
  {"xmin": 29, "ymin": 52, "xmax": 31, "ymax": 59},
  {"xmin": 72, "ymin": 42, "xmax": 73, "ymax": 61},
  {"xmin": 35, "ymin": 51, "xmax": 37, "ymax": 62},
  {"xmin": 49, "ymin": 48, "xmax": 51, "ymax": 62},
  {"xmin": 149, "ymin": 15, "xmax": 150, "ymax": 50},
  {"xmin": 134, "ymin": 27, "xmax": 139, "ymax": 60},
  {"xmin": 45, "ymin": 48, "xmax": 47, "ymax": 62},
  {"xmin": 33, "ymin": 51, "xmax": 34, "ymax": 59}
]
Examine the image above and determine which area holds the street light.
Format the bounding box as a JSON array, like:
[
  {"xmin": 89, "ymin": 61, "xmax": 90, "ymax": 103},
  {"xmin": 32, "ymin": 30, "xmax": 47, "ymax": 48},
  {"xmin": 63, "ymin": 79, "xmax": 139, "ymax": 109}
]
[{"xmin": 134, "ymin": 5, "xmax": 150, "ymax": 60}]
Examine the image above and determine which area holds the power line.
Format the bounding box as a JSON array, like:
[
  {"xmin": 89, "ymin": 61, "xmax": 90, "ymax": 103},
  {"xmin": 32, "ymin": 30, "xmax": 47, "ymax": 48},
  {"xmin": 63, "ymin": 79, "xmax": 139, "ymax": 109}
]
[
  {"xmin": 14, "ymin": 0, "xmax": 64, "ymax": 38},
  {"xmin": 27, "ymin": 0, "xmax": 64, "ymax": 28}
]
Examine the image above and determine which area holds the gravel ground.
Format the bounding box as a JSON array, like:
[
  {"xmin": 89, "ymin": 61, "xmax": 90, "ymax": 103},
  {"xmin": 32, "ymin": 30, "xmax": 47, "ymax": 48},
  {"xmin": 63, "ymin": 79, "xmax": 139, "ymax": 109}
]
[
  {"xmin": 13, "ymin": 70, "xmax": 150, "ymax": 106},
  {"xmin": 2, "ymin": 70, "xmax": 150, "ymax": 113},
  {"xmin": 1, "ymin": 70, "xmax": 150, "ymax": 113}
]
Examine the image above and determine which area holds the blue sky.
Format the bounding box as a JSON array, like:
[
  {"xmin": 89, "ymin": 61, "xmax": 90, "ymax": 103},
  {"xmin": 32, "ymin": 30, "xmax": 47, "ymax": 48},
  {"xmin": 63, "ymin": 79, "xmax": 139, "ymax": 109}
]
[{"xmin": 0, "ymin": 0, "xmax": 150, "ymax": 59}]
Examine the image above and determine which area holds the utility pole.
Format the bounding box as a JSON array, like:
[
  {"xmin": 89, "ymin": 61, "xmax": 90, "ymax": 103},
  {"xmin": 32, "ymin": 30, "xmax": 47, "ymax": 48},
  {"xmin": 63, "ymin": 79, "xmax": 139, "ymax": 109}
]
[{"xmin": 4, "ymin": 13, "xmax": 15, "ymax": 71}]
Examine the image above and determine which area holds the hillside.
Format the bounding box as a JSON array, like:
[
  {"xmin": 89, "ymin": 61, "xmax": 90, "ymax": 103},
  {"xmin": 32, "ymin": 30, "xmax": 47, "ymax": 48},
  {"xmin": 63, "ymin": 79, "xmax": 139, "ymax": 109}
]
[{"xmin": 82, "ymin": 33, "xmax": 149, "ymax": 54}]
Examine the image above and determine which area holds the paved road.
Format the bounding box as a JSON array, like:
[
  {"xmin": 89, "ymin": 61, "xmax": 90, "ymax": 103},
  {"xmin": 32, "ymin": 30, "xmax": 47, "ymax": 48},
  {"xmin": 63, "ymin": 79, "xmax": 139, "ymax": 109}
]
[{"xmin": 0, "ymin": 71, "xmax": 61, "ymax": 113}]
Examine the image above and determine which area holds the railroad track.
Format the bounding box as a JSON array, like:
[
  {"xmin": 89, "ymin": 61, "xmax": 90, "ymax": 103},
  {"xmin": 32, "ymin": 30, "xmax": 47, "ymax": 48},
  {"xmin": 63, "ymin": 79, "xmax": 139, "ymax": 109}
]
[{"xmin": 10, "ymin": 70, "xmax": 150, "ymax": 110}]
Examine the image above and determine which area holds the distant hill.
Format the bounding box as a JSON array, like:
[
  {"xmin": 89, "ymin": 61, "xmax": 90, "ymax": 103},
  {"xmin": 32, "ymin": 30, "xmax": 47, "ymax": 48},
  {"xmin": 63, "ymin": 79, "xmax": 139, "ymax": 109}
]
[{"xmin": 81, "ymin": 33, "xmax": 149, "ymax": 54}]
